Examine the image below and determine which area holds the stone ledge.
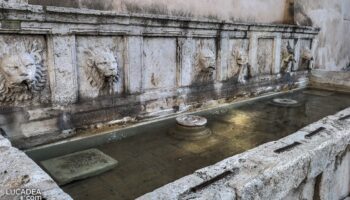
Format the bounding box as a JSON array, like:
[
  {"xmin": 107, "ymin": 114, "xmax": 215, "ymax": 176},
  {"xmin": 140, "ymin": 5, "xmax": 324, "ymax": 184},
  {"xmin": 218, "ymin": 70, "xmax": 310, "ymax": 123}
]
[
  {"xmin": 137, "ymin": 107, "xmax": 350, "ymax": 200},
  {"xmin": 310, "ymin": 70, "xmax": 350, "ymax": 93},
  {"xmin": 0, "ymin": 3, "xmax": 320, "ymax": 34},
  {"xmin": 0, "ymin": 135, "xmax": 72, "ymax": 200}
]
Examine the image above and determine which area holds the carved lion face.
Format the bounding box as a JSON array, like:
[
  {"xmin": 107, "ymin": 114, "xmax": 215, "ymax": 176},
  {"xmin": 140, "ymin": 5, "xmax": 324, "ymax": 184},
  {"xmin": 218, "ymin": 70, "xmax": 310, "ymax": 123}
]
[
  {"xmin": 197, "ymin": 48, "xmax": 216, "ymax": 73},
  {"xmin": 0, "ymin": 47, "xmax": 46, "ymax": 103},
  {"xmin": 84, "ymin": 49, "xmax": 119, "ymax": 91},
  {"xmin": 233, "ymin": 49, "xmax": 248, "ymax": 65},
  {"xmin": 93, "ymin": 52, "xmax": 119, "ymax": 78},
  {"xmin": 0, "ymin": 53, "xmax": 37, "ymax": 86},
  {"xmin": 302, "ymin": 48, "xmax": 313, "ymax": 61}
]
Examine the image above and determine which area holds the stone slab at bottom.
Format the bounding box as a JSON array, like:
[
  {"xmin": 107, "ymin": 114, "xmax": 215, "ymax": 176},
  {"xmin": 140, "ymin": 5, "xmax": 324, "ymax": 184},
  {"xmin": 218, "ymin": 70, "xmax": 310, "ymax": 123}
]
[
  {"xmin": 40, "ymin": 148, "xmax": 118, "ymax": 186},
  {"xmin": 303, "ymin": 90, "xmax": 334, "ymax": 96}
]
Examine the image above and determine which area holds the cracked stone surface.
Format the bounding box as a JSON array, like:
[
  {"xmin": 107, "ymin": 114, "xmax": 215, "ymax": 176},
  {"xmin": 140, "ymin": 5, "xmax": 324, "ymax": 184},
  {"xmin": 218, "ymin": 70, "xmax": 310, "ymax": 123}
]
[{"xmin": 0, "ymin": 135, "xmax": 72, "ymax": 200}]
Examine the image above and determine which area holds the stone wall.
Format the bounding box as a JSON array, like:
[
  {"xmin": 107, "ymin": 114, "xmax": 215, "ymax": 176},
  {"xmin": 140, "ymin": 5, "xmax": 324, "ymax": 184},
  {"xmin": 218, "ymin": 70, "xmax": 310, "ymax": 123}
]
[
  {"xmin": 0, "ymin": 3, "xmax": 318, "ymax": 148},
  {"xmin": 28, "ymin": 0, "xmax": 294, "ymax": 24},
  {"xmin": 27, "ymin": 0, "xmax": 350, "ymax": 72},
  {"xmin": 138, "ymin": 107, "xmax": 350, "ymax": 200},
  {"xmin": 294, "ymin": 0, "xmax": 350, "ymax": 71},
  {"xmin": 310, "ymin": 70, "xmax": 350, "ymax": 92},
  {"xmin": 0, "ymin": 134, "xmax": 72, "ymax": 200}
]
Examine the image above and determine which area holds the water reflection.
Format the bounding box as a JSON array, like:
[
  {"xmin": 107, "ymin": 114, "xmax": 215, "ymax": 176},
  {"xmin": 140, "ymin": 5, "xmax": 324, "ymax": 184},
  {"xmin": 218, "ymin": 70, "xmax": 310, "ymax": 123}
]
[{"xmin": 57, "ymin": 89, "xmax": 350, "ymax": 200}]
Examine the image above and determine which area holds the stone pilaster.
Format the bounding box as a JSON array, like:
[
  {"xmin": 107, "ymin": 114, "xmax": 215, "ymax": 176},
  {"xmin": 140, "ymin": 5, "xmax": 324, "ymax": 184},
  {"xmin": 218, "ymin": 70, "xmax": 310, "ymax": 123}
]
[{"xmin": 47, "ymin": 35, "xmax": 78, "ymax": 105}]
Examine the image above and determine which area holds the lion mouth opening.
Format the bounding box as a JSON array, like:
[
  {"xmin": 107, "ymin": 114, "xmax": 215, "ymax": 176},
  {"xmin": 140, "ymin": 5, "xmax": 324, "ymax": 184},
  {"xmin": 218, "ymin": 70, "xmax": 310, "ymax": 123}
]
[
  {"xmin": 21, "ymin": 80, "xmax": 32, "ymax": 91},
  {"xmin": 104, "ymin": 74, "xmax": 119, "ymax": 83}
]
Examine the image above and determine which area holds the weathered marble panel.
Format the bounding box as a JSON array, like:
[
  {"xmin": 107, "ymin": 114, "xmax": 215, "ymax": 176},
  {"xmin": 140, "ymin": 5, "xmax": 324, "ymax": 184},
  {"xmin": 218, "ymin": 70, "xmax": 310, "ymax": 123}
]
[
  {"xmin": 179, "ymin": 38, "xmax": 195, "ymax": 86},
  {"xmin": 228, "ymin": 39, "xmax": 249, "ymax": 79},
  {"xmin": 0, "ymin": 35, "xmax": 50, "ymax": 106},
  {"xmin": 257, "ymin": 38, "xmax": 274, "ymax": 75},
  {"xmin": 47, "ymin": 36, "xmax": 78, "ymax": 105},
  {"xmin": 142, "ymin": 38, "xmax": 176, "ymax": 90},
  {"xmin": 76, "ymin": 36, "xmax": 125, "ymax": 99},
  {"xmin": 126, "ymin": 36, "xmax": 143, "ymax": 94}
]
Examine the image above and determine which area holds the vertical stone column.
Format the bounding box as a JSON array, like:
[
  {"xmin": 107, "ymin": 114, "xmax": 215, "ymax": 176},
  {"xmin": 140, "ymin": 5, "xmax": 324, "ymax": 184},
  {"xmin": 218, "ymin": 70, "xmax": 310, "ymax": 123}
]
[
  {"xmin": 125, "ymin": 36, "xmax": 143, "ymax": 94},
  {"xmin": 248, "ymin": 33, "xmax": 258, "ymax": 76},
  {"xmin": 273, "ymin": 33, "xmax": 282, "ymax": 74},
  {"xmin": 178, "ymin": 37, "xmax": 195, "ymax": 87},
  {"xmin": 218, "ymin": 32, "xmax": 230, "ymax": 81},
  {"xmin": 47, "ymin": 35, "xmax": 78, "ymax": 105}
]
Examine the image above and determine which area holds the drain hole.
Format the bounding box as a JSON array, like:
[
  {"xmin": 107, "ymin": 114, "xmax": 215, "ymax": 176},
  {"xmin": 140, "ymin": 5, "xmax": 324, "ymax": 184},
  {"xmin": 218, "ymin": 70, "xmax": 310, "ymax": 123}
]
[
  {"xmin": 274, "ymin": 142, "xmax": 302, "ymax": 153},
  {"xmin": 313, "ymin": 173, "xmax": 323, "ymax": 200},
  {"xmin": 0, "ymin": 128, "xmax": 7, "ymax": 137},
  {"xmin": 190, "ymin": 169, "xmax": 237, "ymax": 193},
  {"xmin": 339, "ymin": 114, "xmax": 350, "ymax": 121},
  {"xmin": 305, "ymin": 127, "xmax": 326, "ymax": 139}
]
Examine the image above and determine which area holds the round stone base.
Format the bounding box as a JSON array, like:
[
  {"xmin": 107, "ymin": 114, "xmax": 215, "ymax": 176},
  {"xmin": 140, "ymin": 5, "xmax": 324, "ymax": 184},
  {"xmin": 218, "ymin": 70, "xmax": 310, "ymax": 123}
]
[
  {"xmin": 169, "ymin": 124, "xmax": 212, "ymax": 141},
  {"xmin": 271, "ymin": 98, "xmax": 301, "ymax": 107},
  {"xmin": 170, "ymin": 115, "xmax": 211, "ymax": 140},
  {"xmin": 176, "ymin": 115, "xmax": 207, "ymax": 127}
]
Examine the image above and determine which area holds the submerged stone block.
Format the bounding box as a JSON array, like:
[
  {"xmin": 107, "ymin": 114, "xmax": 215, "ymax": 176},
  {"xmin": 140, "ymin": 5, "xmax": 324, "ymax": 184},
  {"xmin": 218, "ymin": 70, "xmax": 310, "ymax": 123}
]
[
  {"xmin": 303, "ymin": 89, "xmax": 334, "ymax": 96},
  {"xmin": 41, "ymin": 149, "xmax": 118, "ymax": 185}
]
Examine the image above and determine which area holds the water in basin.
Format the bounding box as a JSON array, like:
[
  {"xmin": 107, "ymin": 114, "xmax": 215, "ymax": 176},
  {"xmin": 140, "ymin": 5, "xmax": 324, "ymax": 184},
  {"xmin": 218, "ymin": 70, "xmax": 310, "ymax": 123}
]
[{"xmin": 26, "ymin": 89, "xmax": 350, "ymax": 200}]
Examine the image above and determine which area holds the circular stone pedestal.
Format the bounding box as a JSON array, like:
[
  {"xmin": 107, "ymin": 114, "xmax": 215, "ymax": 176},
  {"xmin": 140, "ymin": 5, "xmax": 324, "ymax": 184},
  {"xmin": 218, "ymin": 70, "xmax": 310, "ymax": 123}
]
[
  {"xmin": 169, "ymin": 115, "xmax": 211, "ymax": 140},
  {"xmin": 271, "ymin": 98, "xmax": 300, "ymax": 107}
]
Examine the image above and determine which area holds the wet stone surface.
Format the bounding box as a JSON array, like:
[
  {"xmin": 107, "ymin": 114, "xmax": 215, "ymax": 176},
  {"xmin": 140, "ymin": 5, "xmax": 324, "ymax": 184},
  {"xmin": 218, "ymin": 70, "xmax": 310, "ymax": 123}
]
[{"xmin": 40, "ymin": 149, "xmax": 118, "ymax": 186}]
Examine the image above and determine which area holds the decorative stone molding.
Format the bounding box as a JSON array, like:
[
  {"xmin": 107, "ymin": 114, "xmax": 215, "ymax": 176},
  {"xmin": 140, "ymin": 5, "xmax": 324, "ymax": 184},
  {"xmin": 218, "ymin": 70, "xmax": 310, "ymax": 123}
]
[{"xmin": 0, "ymin": 40, "xmax": 46, "ymax": 103}]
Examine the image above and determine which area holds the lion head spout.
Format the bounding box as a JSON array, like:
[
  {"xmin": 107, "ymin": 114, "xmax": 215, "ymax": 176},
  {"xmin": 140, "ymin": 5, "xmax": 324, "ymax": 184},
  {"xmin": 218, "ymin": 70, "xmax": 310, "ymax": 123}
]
[
  {"xmin": 0, "ymin": 41, "xmax": 46, "ymax": 103},
  {"xmin": 196, "ymin": 47, "xmax": 216, "ymax": 74},
  {"xmin": 83, "ymin": 48, "xmax": 119, "ymax": 95}
]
